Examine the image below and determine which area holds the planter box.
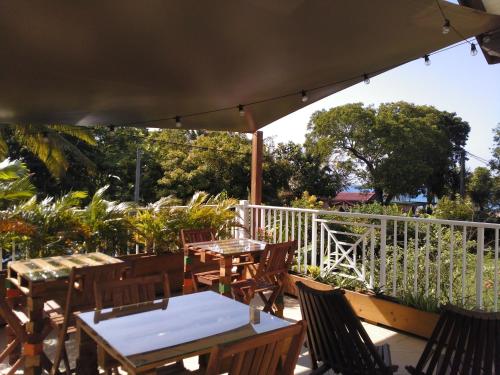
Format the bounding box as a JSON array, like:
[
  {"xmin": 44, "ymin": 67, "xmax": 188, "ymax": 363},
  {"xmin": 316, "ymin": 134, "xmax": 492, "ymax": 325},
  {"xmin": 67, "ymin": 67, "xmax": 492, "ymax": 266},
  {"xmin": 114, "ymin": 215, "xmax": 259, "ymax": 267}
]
[
  {"xmin": 284, "ymin": 273, "xmax": 439, "ymax": 339},
  {"xmin": 119, "ymin": 251, "xmax": 219, "ymax": 294}
]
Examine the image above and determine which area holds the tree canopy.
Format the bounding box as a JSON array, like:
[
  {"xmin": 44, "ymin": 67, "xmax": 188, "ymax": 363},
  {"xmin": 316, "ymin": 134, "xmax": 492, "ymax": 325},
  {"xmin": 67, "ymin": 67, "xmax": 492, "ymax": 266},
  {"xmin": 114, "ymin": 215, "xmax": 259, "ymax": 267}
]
[{"xmin": 305, "ymin": 101, "xmax": 469, "ymax": 203}]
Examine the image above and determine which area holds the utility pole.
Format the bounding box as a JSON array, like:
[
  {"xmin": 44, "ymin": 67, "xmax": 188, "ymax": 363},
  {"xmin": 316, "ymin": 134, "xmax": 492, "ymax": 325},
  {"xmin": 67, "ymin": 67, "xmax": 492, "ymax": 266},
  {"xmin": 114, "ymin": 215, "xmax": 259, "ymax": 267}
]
[
  {"xmin": 459, "ymin": 148, "xmax": 466, "ymax": 197},
  {"xmin": 134, "ymin": 147, "xmax": 142, "ymax": 202}
]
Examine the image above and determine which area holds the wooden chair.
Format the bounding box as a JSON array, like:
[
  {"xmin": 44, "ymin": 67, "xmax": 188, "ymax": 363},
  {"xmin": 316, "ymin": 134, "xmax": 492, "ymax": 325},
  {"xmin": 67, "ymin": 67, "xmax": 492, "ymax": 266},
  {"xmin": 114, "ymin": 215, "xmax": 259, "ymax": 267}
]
[
  {"xmin": 94, "ymin": 272, "xmax": 184, "ymax": 374},
  {"xmin": 407, "ymin": 304, "xmax": 500, "ymax": 375},
  {"xmin": 180, "ymin": 228, "xmax": 241, "ymax": 292},
  {"xmin": 48, "ymin": 262, "xmax": 130, "ymax": 375},
  {"xmin": 94, "ymin": 272, "xmax": 170, "ymax": 309},
  {"xmin": 296, "ymin": 281, "xmax": 397, "ymax": 375},
  {"xmin": 231, "ymin": 240, "xmax": 297, "ymax": 315},
  {"xmin": 203, "ymin": 320, "xmax": 307, "ymax": 375},
  {"xmin": 0, "ymin": 272, "xmax": 52, "ymax": 374}
]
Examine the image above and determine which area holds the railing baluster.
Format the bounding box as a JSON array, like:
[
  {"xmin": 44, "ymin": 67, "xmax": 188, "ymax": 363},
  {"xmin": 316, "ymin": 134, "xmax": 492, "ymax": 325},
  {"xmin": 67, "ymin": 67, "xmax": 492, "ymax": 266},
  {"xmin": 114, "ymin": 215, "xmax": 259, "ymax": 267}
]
[
  {"xmin": 260, "ymin": 208, "xmax": 266, "ymax": 241},
  {"xmin": 304, "ymin": 214, "xmax": 309, "ymax": 271},
  {"xmin": 403, "ymin": 221, "xmax": 408, "ymax": 291},
  {"xmin": 362, "ymin": 235, "xmax": 366, "ymax": 282},
  {"xmin": 369, "ymin": 227, "xmax": 375, "ymax": 289},
  {"xmin": 449, "ymin": 224, "xmax": 455, "ymax": 303},
  {"xmin": 327, "ymin": 226, "xmax": 332, "ymax": 272},
  {"xmin": 12, "ymin": 240, "xmax": 16, "ymax": 262},
  {"xmin": 461, "ymin": 226, "xmax": 467, "ymax": 306},
  {"xmin": 273, "ymin": 209, "xmax": 277, "ymax": 243},
  {"xmin": 311, "ymin": 214, "xmax": 317, "ymax": 268},
  {"xmin": 250, "ymin": 207, "xmax": 254, "ymax": 239},
  {"xmin": 393, "ymin": 220, "xmax": 398, "ymax": 297},
  {"xmin": 291, "ymin": 211, "xmax": 295, "ymax": 241},
  {"xmin": 267, "ymin": 209, "xmax": 272, "ymax": 238},
  {"xmin": 380, "ymin": 219, "xmax": 387, "ymax": 290},
  {"xmin": 320, "ymin": 223, "xmax": 325, "ymax": 274},
  {"xmin": 297, "ymin": 212, "xmax": 302, "ymax": 273},
  {"xmin": 425, "ymin": 223, "xmax": 430, "ymax": 297},
  {"xmin": 414, "ymin": 222, "xmax": 419, "ymax": 294},
  {"xmin": 437, "ymin": 224, "xmax": 442, "ymax": 301},
  {"xmin": 279, "ymin": 210, "xmax": 283, "ymax": 243},
  {"xmin": 476, "ymin": 227, "xmax": 484, "ymax": 309},
  {"xmin": 285, "ymin": 211, "xmax": 289, "ymax": 241},
  {"xmin": 494, "ymin": 228, "xmax": 498, "ymax": 312}
]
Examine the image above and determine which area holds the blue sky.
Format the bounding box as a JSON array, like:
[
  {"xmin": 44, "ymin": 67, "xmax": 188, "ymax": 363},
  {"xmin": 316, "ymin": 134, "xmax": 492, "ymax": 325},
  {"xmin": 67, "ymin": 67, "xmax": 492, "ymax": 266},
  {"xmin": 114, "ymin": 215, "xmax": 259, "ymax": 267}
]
[{"xmin": 263, "ymin": 41, "xmax": 500, "ymax": 171}]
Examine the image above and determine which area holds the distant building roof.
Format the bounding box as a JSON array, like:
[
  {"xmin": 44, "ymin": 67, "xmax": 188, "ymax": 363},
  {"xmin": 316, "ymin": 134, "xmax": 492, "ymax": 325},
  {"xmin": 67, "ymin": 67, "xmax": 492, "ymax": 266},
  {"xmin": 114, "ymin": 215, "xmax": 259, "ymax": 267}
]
[{"xmin": 332, "ymin": 192, "xmax": 376, "ymax": 203}]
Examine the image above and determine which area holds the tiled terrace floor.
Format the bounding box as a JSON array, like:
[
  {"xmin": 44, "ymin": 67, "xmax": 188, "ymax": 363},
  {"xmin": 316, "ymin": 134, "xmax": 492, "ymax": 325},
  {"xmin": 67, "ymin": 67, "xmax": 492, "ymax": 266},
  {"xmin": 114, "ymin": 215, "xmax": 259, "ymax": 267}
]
[{"xmin": 0, "ymin": 295, "xmax": 426, "ymax": 374}]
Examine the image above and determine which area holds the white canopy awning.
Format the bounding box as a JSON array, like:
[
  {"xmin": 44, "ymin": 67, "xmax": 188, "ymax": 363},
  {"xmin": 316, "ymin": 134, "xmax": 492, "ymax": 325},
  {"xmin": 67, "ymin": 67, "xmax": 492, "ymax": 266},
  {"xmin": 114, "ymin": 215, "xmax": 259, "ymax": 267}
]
[{"xmin": 0, "ymin": 0, "xmax": 499, "ymax": 132}]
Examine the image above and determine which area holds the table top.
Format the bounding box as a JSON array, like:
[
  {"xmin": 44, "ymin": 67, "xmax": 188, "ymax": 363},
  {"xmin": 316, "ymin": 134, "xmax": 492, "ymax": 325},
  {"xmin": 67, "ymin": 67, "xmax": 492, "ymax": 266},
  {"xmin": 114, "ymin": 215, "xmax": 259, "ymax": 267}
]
[
  {"xmin": 188, "ymin": 238, "xmax": 266, "ymax": 256},
  {"xmin": 77, "ymin": 291, "xmax": 290, "ymax": 371},
  {"xmin": 8, "ymin": 252, "xmax": 122, "ymax": 282}
]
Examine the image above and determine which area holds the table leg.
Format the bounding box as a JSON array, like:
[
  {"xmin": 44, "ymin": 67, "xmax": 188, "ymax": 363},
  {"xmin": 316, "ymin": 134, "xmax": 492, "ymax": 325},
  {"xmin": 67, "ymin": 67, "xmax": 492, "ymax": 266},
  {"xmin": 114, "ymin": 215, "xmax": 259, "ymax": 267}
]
[
  {"xmin": 274, "ymin": 293, "xmax": 285, "ymax": 318},
  {"xmin": 219, "ymin": 256, "xmax": 233, "ymax": 297},
  {"xmin": 24, "ymin": 296, "xmax": 44, "ymax": 375},
  {"xmin": 183, "ymin": 249, "xmax": 194, "ymax": 294},
  {"xmin": 75, "ymin": 322, "xmax": 98, "ymax": 375}
]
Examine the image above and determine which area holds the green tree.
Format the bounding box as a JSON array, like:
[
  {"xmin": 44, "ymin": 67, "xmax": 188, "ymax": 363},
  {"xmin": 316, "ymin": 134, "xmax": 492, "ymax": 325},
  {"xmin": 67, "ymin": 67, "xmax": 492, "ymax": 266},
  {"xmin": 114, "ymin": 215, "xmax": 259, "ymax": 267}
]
[
  {"xmin": 150, "ymin": 130, "xmax": 252, "ymax": 200},
  {"xmin": 267, "ymin": 142, "xmax": 344, "ymax": 203},
  {"xmin": 467, "ymin": 167, "xmax": 493, "ymax": 210},
  {"xmin": 490, "ymin": 123, "xmax": 500, "ymax": 173},
  {"xmin": 306, "ymin": 102, "xmax": 469, "ymax": 203}
]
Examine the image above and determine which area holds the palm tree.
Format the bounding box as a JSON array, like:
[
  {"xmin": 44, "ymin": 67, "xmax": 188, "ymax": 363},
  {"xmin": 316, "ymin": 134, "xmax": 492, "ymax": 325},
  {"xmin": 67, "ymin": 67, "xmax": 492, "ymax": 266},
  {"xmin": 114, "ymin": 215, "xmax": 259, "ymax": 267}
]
[
  {"xmin": 0, "ymin": 158, "xmax": 35, "ymax": 207},
  {"xmin": 0, "ymin": 124, "xmax": 96, "ymax": 178}
]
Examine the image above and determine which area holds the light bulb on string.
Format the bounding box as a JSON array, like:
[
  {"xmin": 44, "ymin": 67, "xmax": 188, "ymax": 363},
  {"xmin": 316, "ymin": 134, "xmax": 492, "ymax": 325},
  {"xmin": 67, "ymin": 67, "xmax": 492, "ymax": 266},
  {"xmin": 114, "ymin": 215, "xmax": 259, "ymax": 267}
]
[
  {"xmin": 470, "ymin": 43, "xmax": 478, "ymax": 56},
  {"xmin": 301, "ymin": 90, "xmax": 308, "ymax": 103},
  {"xmin": 442, "ymin": 19, "xmax": 450, "ymax": 34},
  {"xmin": 175, "ymin": 116, "xmax": 182, "ymax": 128},
  {"xmin": 363, "ymin": 74, "xmax": 370, "ymax": 84},
  {"xmin": 424, "ymin": 54, "xmax": 431, "ymax": 66},
  {"xmin": 238, "ymin": 104, "xmax": 245, "ymax": 117}
]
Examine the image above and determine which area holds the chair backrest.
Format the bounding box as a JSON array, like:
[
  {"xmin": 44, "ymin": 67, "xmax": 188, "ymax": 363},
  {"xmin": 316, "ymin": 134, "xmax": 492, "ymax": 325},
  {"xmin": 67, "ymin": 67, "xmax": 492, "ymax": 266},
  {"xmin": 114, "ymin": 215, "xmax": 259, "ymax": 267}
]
[
  {"xmin": 94, "ymin": 272, "xmax": 170, "ymax": 309},
  {"xmin": 64, "ymin": 262, "xmax": 130, "ymax": 316},
  {"xmin": 296, "ymin": 281, "xmax": 393, "ymax": 375},
  {"xmin": 410, "ymin": 304, "xmax": 499, "ymax": 374},
  {"xmin": 255, "ymin": 240, "xmax": 297, "ymax": 281},
  {"xmin": 180, "ymin": 228, "xmax": 216, "ymax": 247},
  {"xmin": 204, "ymin": 320, "xmax": 307, "ymax": 375}
]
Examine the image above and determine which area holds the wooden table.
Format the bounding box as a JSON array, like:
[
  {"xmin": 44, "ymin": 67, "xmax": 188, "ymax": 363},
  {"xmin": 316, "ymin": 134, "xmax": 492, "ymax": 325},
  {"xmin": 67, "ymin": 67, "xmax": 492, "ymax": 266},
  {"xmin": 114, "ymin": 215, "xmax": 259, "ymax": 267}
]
[
  {"xmin": 5, "ymin": 252, "xmax": 123, "ymax": 375},
  {"xmin": 75, "ymin": 291, "xmax": 290, "ymax": 374},
  {"xmin": 183, "ymin": 238, "xmax": 267, "ymax": 296}
]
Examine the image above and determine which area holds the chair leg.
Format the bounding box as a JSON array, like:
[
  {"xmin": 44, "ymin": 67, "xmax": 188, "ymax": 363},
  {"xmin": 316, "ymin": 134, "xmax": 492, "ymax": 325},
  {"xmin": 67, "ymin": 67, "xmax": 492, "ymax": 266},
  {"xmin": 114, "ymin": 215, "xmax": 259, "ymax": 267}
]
[
  {"xmin": 0, "ymin": 337, "xmax": 19, "ymax": 363},
  {"xmin": 6, "ymin": 356, "xmax": 24, "ymax": 375},
  {"xmin": 62, "ymin": 346, "xmax": 71, "ymax": 375},
  {"xmin": 51, "ymin": 329, "xmax": 67, "ymax": 375}
]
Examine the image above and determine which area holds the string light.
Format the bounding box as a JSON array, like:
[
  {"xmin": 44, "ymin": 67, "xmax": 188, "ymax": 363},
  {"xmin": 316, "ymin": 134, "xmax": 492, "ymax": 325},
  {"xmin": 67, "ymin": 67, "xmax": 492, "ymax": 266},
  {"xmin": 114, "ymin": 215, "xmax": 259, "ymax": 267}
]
[
  {"xmin": 470, "ymin": 43, "xmax": 478, "ymax": 56},
  {"xmin": 238, "ymin": 104, "xmax": 245, "ymax": 117},
  {"xmin": 121, "ymin": 22, "xmax": 500, "ymax": 129},
  {"xmin": 424, "ymin": 54, "xmax": 431, "ymax": 66},
  {"xmin": 301, "ymin": 90, "xmax": 308, "ymax": 102},
  {"xmin": 442, "ymin": 19, "xmax": 451, "ymax": 35}
]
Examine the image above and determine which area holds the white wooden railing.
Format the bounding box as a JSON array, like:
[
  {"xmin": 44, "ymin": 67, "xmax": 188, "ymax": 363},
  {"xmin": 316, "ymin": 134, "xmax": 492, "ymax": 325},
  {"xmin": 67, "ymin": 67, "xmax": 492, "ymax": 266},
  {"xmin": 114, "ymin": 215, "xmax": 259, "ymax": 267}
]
[{"xmin": 236, "ymin": 201, "xmax": 500, "ymax": 312}]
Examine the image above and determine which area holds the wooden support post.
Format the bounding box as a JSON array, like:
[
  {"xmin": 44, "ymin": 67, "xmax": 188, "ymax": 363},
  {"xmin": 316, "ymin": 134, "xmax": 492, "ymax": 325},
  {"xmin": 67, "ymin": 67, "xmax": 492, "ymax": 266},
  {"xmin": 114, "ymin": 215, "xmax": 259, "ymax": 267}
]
[{"xmin": 251, "ymin": 131, "xmax": 263, "ymax": 205}]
